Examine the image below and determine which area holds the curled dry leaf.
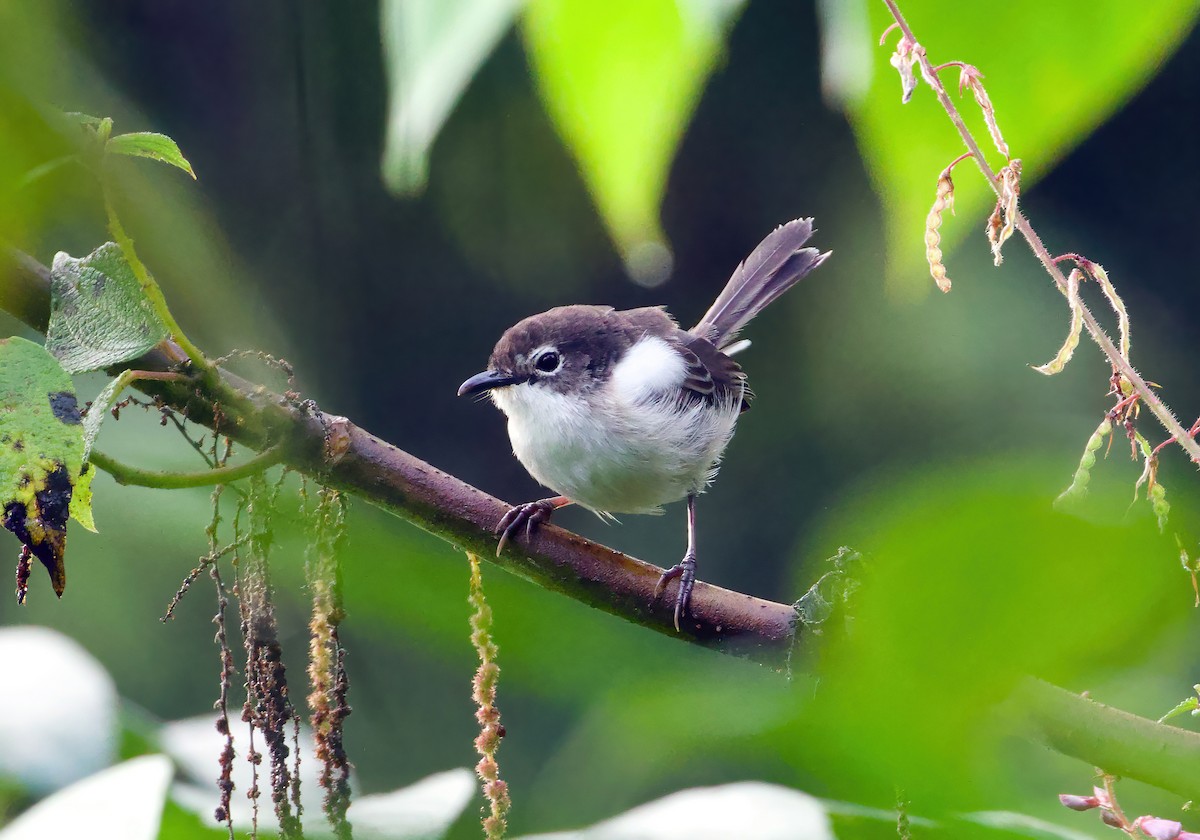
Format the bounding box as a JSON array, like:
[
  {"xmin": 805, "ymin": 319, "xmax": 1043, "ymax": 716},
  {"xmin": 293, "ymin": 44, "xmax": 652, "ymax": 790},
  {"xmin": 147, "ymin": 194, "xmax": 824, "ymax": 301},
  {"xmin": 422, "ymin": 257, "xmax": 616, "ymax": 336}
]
[
  {"xmin": 991, "ymin": 160, "xmax": 1022, "ymax": 265},
  {"xmin": 957, "ymin": 64, "xmax": 1009, "ymax": 159},
  {"xmin": 889, "ymin": 35, "xmax": 920, "ymax": 103},
  {"xmin": 1080, "ymin": 260, "xmax": 1131, "ymax": 361},
  {"xmin": 322, "ymin": 415, "xmax": 353, "ymax": 465}
]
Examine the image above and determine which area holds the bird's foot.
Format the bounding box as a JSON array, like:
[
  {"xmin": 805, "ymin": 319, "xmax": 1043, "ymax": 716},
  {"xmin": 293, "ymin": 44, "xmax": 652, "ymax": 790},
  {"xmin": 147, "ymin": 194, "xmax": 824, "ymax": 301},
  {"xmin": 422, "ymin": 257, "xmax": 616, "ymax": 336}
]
[
  {"xmin": 654, "ymin": 551, "xmax": 697, "ymax": 632},
  {"xmin": 495, "ymin": 496, "xmax": 567, "ymax": 555}
]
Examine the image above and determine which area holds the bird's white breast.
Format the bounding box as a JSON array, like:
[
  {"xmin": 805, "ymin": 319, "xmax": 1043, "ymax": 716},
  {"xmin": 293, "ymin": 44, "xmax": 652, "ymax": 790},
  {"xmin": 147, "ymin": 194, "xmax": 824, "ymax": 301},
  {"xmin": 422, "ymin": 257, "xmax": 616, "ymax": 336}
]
[{"xmin": 490, "ymin": 336, "xmax": 742, "ymax": 514}]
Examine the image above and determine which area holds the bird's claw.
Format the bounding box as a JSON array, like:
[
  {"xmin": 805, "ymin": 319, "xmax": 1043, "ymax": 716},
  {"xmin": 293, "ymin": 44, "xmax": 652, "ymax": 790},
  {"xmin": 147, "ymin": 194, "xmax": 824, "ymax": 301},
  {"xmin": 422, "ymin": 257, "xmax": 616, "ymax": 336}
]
[
  {"xmin": 495, "ymin": 498, "xmax": 558, "ymax": 555},
  {"xmin": 654, "ymin": 552, "xmax": 697, "ymax": 632}
]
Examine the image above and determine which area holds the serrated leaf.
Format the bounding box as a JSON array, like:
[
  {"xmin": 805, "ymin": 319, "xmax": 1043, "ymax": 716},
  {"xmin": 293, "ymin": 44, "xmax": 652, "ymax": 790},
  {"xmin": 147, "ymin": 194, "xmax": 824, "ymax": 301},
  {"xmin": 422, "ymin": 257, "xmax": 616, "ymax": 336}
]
[
  {"xmin": 380, "ymin": 0, "xmax": 520, "ymax": 195},
  {"xmin": 46, "ymin": 242, "xmax": 169, "ymax": 374},
  {"xmin": 846, "ymin": 0, "xmax": 1200, "ymax": 296},
  {"xmin": 106, "ymin": 131, "xmax": 195, "ymax": 178},
  {"xmin": 1158, "ymin": 695, "xmax": 1200, "ymax": 723},
  {"xmin": 0, "ymin": 337, "xmax": 95, "ymax": 599},
  {"xmin": 522, "ymin": 0, "xmax": 744, "ymax": 284}
]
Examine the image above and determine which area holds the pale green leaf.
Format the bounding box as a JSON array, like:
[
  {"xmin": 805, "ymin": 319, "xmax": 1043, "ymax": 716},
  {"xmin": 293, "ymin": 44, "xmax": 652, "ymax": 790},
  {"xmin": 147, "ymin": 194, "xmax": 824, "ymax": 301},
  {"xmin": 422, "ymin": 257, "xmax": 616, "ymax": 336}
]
[
  {"xmin": 106, "ymin": 131, "xmax": 195, "ymax": 178},
  {"xmin": 0, "ymin": 627, "xmax": 118, "ymax": 795},
  {"xmin": 522, "ymin": 0, "xmax": 745, "ymax": 285},
  {"xmin": 46, "ymin": 242, "xmax": 169, "ymax": 374},
  {"xmin": 342, "ymin": 769, "xmax": 476, "ymax": 839},
  {"xmin": 964, "ymin": 811, "xmax": 1098, "ymax": 840},
  {"xmin": 514, "ymin": 782, "xmax": 834, "ymax": 839},
  {"xmin": 0, "ymin": 336, "xmax": 95, "ymax": 599},
  {"xmin": 380, "ymin": 0, "xmax": 521, "ymax": 195},
  {"xmin": 816, "ymin": 0, "xmax": 872, "ymax": 107},
  {"xmin": 846, "ymin": 0, "xmax": 1200, "ymax": 296},
  {"xmin": 81, "ymin": 373, "xmax": 133, "ymax": 466},
  {"xmin": 0, "ymin": 756, "xmax": 171, "ymax": 840},
  {"xmin": 71, "ymin": 466, "xmax": 95, "ymax": 533},
  {"xmin": 61, "ymin": 111, "xmax": 113, "ymax": 143},
  {"xmin": 163, "ymin": 712, "xmax": 475, "ymax": 837}
]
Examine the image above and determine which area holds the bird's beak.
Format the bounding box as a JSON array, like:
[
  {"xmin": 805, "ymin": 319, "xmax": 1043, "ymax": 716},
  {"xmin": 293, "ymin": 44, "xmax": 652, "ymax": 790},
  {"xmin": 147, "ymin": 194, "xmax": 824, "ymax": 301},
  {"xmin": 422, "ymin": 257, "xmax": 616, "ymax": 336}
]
[{"xmin": 457, "ymin": 369, "xmax": 526, "ymax": 397}]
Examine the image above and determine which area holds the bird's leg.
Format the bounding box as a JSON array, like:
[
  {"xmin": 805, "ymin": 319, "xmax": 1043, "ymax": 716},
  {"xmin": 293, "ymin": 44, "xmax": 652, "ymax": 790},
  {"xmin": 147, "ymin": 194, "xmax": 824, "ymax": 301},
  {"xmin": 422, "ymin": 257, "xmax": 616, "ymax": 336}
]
[
  {"xmin": 495, "ymin": 496, "xmax": 571, "ymax": 555},
  {"xmin": 654, "ymin": 494, "xmax": 698, "ymax": 632}
]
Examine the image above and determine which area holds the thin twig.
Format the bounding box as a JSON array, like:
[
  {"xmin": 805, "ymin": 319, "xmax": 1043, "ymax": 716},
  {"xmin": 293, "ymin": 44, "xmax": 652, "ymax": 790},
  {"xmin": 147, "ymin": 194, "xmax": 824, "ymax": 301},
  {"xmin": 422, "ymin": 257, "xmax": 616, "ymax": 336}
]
[
  {"xmin": 881, "ymin": 0, "xmax": 1200, "ymax": 466},
  {"xmin": 91, "ymin": 444, "xmax": 286, "ymax": 489}
]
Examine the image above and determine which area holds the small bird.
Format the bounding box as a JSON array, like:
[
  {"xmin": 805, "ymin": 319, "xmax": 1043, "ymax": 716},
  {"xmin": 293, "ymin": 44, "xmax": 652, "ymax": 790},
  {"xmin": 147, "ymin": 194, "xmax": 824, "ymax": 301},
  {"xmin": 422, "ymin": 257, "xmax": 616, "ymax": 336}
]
[{"xmin": 458, "ymin": 218, "xmax": 828, "ymax": 629}]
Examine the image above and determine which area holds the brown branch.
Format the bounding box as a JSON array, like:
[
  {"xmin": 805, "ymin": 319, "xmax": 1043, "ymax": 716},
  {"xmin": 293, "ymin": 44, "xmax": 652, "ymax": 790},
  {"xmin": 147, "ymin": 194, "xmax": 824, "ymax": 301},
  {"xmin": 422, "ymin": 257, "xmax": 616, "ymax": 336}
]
[
  {"xmin": 881, "ymin": 0, "xmax": 1200, "ymax": 466},
  {"xmin": 0, "ymin": 247, "xmax": 800, "ymax": 669}
]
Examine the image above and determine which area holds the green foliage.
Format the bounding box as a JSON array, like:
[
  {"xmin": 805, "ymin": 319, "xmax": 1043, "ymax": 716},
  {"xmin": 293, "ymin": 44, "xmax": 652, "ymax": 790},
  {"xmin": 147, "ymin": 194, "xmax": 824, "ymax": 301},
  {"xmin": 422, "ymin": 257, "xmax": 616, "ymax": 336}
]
[
  {"xmin": 380, "ymin": 0, "xmax": 521, "ymax": 195},
  {"xmin": 789, "ymin": 458, "xmax": 1186, "ymax": 810},
  {"xmin": 1159, "ymin": 688, "xmax": 1200, "ymax": 724},
  {"xmin": 81, "ymin": 374, "xmax": 132, "ymax": 465},
  {"xmin": 156, "ymin": 799, "xmax": 259, "ymax": 840},
  {"xmin": 848, "ymin": 0, "xmax": 1200, "ymax": 293},
  {"xmin": 62, "ymin": 111, "xmax": 115, "ymax": 145},
  {"xmin": 46, "ymin": 243, "xmax": 169, "ymax": 374},
  {"xmin": 522, "ymin": 0, "xmax": 744, "ymax": 284},
  {"xmin": 4, "ymin": 4, "xmax": 1200, "ymax": 838},
  {"xmin": 62, "ymin": 114, "xmax": 195, "ymax": 180},
  {"xmin": 0, "ymin": 337, "xmax": 94, "ymax": 598},
  {"xmin": 104, "ymin": 133, "xmax": 195, "ymax": 179}
]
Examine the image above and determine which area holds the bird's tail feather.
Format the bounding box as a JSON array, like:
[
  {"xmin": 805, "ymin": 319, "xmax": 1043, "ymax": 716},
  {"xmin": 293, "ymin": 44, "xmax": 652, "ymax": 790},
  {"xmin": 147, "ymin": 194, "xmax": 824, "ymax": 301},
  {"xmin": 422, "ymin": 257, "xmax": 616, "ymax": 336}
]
[{"xmin": 690, "ymin": 218, "xmax": 829, "ymax": 350}]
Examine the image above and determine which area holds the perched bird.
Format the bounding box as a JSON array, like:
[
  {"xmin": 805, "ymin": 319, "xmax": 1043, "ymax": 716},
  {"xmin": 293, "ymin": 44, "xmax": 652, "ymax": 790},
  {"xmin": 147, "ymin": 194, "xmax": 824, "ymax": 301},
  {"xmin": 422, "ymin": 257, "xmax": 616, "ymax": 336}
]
[{"xmin": 458, "ymin": 219, "xmax": 828, "ymax": 629}]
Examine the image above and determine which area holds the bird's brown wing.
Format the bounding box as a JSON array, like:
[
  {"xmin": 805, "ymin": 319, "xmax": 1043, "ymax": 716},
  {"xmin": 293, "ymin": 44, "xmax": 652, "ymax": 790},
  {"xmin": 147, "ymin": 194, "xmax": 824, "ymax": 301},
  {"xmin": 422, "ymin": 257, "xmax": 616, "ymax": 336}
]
[{"xmin": 677, "ymin": 332, "xmax": 751, "ymax": 411}]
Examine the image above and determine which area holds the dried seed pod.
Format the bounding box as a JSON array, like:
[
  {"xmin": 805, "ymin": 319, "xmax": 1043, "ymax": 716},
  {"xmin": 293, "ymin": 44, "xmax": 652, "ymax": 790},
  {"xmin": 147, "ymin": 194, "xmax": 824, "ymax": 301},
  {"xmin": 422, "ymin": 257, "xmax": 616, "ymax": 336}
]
[{"xmin": 926, "ymin": 172, "xmax": 956, "ymax": 292}]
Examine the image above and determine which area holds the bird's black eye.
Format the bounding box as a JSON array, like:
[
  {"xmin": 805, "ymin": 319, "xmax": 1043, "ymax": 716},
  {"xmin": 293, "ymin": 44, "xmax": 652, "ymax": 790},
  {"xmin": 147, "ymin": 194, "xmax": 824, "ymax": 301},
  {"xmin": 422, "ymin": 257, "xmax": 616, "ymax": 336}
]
[{"xmin": 535, "ymin": 350, "xmax": 561, "ymax": 373}]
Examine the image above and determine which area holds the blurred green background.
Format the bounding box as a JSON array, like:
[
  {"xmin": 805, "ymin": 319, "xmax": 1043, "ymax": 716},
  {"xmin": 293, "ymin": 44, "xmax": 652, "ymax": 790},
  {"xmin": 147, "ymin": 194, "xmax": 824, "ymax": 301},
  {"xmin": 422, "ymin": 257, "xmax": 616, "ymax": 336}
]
[{"xmin": 2, "ymin": 0, "xmax": 1200, "ymax": 837}]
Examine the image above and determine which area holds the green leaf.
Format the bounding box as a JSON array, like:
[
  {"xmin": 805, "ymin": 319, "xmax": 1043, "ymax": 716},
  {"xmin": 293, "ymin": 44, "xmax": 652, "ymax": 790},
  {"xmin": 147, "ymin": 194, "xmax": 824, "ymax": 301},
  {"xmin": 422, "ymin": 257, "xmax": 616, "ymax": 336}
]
[
  {"xmin": 380, "ymin": 0, "xmax": 521, "ymax": 196},
  {"xmin": 788, "ymin": 458, "xmax": 1186, "ymax": 807},
  {"xmin": 62, "ymin": 111, "xmax": 113, "ymax": 144},
  {"xmin": 46, "ymin": 242, "xmax": 169, "ymax": 374},
  {"xmin": 106, "ymin": 132, "xmax": 195, "ymax": 179},
  {"xmin": 510, "ymin": 782, "xmax": 834, "ymax": 840},
  {"xmin": 81, "ymin": 373, "xmax": 133, "ymax": 466},
  {"xmin": 823, "ymin": 801, "xmax": 1096, "ymax": 839},
  {"xmin": 72, "ymin": 466, "xmax": 95, "ymax": 534},
  {"xmin": 0, "ymin": 337, "xmax": 95, "ymax": 600},
  {"xmin": 846, "ymin": 0, "xmax": 1200, "ymax": 296},
  {"xmin": 1159, "ymin": 694, "xmax": 1200, "ymax": 723},
  {"xmin": 522, "ymin": 0, "xmax": 744, "ymax": 285}
]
